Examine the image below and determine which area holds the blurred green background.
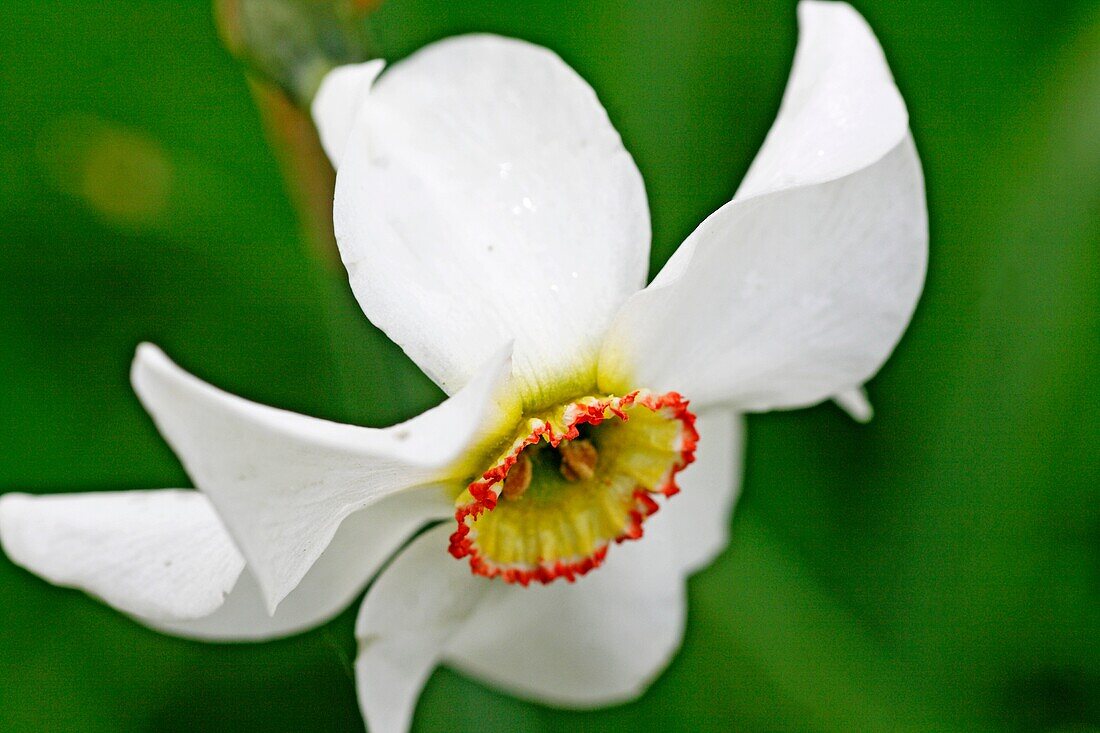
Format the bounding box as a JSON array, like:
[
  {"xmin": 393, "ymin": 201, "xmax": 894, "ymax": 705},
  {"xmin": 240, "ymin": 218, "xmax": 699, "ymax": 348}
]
[{"xmin": 1, "ymin": 0, "xmax": 1097, "ymax": 730}]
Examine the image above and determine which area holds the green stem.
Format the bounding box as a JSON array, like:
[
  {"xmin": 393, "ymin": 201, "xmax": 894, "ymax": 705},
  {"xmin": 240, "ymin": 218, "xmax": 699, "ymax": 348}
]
[{"xmin": 247, "ymin": 77, "xmax": 341, "ymax": 270}]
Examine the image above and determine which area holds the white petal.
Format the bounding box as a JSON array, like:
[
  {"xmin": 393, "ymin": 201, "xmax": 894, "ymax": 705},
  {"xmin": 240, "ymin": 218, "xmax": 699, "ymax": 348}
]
[
  {"xmin": 131, "ymin": 343, "xmax": 517, "ymax": 614},
  {"xmin": 444, "ymin": 516, "xmax": 685, "ymax": 707},
  {"xmin": 735, "ymin": 1, "xmax": 908, "ymax": 200},
  {"xmin": 333, "ymin": 34, "xmax": 650, "ymax": 406},
  {"xmin": 150, "ymin": 486, "xmax": 450, "ymax": 641},
  {"xmin": 311, "ymin": 59, "xmax": 386, "ymax": 169},
  {"xmin": 1, "ymin": 488, "xmax": 448, "ymax": 639},
  {"xmin": 734, "ymin": 1, "xmax": 908, "ymax": 418},
  {"xmin": 651, "ymin": 408, "xmax": 744, "ymax": 575},
  {"xmin": 355, "ymin": 525, "xmax": 486, "ymax": 733},
  {"xmin": 834, "ymin": 386, "xmax": 874, "ymax": 423},
  {"xmin": 354, "ymin": 523, "xmax": 686, "ymax": 732},
  {"xmin": 599, "ymin": 2, "xmax": 925, "ymax": 411},
  {"xmin": 0, "ymin": 490, "xmax": 244, "ymax": 621},
  {"xmin": 600, "ymin": 137, "xmax": 925, "ymax": 411}
]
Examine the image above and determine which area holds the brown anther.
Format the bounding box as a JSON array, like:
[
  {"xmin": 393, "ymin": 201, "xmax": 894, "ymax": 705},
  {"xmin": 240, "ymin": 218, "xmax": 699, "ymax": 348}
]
[
  {"xmin": 501, "ymin": 452, "xmax": 533, "ymax": 500},
  {"xmin": 559, "ymin": 439, "xmax": 598, "ymax": 482}
]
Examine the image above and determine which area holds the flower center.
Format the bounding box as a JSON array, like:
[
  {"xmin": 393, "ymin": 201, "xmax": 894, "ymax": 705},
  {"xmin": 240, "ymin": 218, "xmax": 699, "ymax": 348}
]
[{"xmin": 449, "ymin": 390, "xmax": 698, "ymax": 585}]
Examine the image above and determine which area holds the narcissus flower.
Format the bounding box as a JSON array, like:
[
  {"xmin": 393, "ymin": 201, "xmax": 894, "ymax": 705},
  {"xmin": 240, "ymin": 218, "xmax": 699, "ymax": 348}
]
[{"xmin": 0, "ymin": 2, "xmax": 926, "ymax": 731}]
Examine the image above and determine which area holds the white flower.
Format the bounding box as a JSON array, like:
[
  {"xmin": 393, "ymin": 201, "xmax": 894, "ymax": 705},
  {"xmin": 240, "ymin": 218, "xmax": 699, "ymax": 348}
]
[{"xmin": 0, "ymin": 2, "xmax": 926, "ymax": 731}]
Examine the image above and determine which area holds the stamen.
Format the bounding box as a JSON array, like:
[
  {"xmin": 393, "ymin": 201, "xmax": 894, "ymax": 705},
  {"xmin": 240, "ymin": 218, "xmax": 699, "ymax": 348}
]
[
  {"xmin": 501, "ymin": 452, "xmax": 532, "ymax": 500},
  {"xmin": 559, "ymin": 439, "xmax": 597, "ymax": 482}
]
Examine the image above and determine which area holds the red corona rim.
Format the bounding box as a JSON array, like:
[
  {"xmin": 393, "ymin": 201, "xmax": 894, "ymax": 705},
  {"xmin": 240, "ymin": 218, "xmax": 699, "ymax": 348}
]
[{"xmin": 448, "ymin": 390, "xmax": 698, "ymax": 585}]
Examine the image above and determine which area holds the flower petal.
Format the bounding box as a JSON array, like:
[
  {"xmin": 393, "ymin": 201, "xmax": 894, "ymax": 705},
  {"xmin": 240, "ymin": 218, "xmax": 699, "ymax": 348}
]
[
  {"xmin": 354, "ymin": 522, "xmax": 686, "ymax": 733},
  {"xmin": 333, "ymin": 35, "xmax": 650, "ymax": 406},
  {"xmin": 735, "ymin": 1, "xmax": 909, "ymax": 200},
  {"xmin": 600, "ymin": 138, "xmax": 925, "ymax": 410},
  {"xmin": 0, "ymin": 488, "xmax": 449, "ymax": 639},
  {"xmin": 443, "ymin": 516, "xmax": 685, "ymax": 708},
  {"xmin": 0, "ymin": 489, "xmax": 244, "ymax": 621},
  {"xmin": 311, "ymin": 59, "xmax": 386, "ymax": 169},
  {"xmin": 355, "ymin": 525, "xmax": 486, "ymax": 733},
  {"xmin": 834, "ymin": 386, "xmax": 874, "ymax": 423},
  {"xmin": 599, "ymin": 3, "xmax": 926, "ymax": 412},
  {"xmin": 651, "ymin": 407, "xmax": 744, "ymax": 575},
  {"xmin": 131, "ymin": 342, "xmax": 517, "ymax": 614},
  {"xmin": 736, "ymin": 0, "xmax": 910, "ymax": 418},
  {"xmin": 150, "ymin": 486, "xmax": 450, "ymax": 641}
]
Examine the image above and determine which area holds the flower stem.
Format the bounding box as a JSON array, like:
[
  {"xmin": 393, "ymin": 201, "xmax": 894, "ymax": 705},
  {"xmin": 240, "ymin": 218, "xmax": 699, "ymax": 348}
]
[{"xmin": 247, "ymin": 77, "xmax": 341, "ymax": 269}]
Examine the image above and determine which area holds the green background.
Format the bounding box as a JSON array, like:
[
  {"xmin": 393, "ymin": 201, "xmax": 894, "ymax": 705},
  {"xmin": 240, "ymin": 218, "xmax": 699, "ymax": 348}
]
[{"xmin": 1, "ymin": 0, "xmax": 1097, "ymax": 730}]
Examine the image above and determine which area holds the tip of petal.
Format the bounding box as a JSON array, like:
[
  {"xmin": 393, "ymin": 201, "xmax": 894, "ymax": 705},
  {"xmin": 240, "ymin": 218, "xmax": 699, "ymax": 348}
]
[
  {"xmin": 130, "ymin": 342, "xmax": 187, "ymax": 414},
  {"xmin": 0, "ymin": 492, "xmax": 32, "ymax": 553},
  {"xmin": 312, "ymin": 58, "xmax": 387, "ymax": 168},
  {"xmin": 133, "ymin": 340, "xmax": 164, "ymax": 363},
  {"xmin": 834, "ymin": 387, "xmax": 875, "ymax": 423},
  {"xmin": 797, "ymin": 0, "xmax": 859, "ymax": 22},
  {"xmin": 131, "ymin": 341, "xmax": 170, "ymax": 383}
]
